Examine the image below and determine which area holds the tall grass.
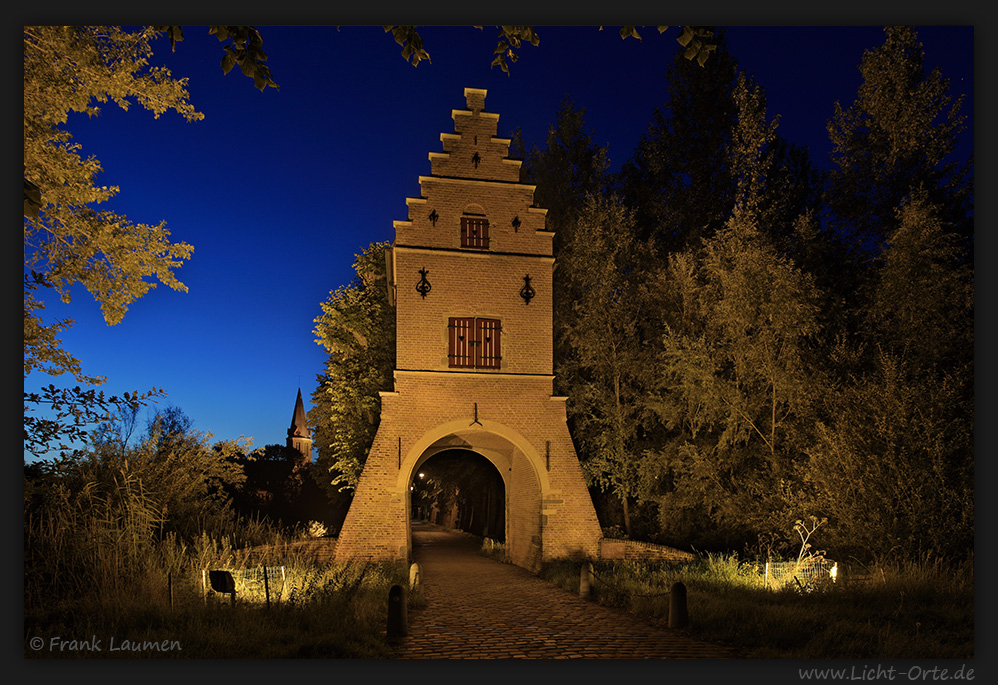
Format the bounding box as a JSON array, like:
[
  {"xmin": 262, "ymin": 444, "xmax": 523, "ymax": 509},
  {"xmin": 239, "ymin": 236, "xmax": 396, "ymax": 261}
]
[
  {"xmin": 24, "ymin": 484, "xmax": 408, "ymax": 658},
  {"xmin": 540, "ymin": 552, "xmax": 973, "ymax": 659},
  {"xmin": 25, "ymin": 534, "xmax": 408, "ymax": 658}
]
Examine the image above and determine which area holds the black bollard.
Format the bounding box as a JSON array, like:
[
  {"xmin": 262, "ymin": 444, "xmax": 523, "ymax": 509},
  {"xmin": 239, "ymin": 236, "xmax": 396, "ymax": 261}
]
[
  {"xmin": 669, "ymin": 581, "xmax": 688, "ymax": 629},
  {"xmin": 387, "ymin": 584, "xmax": 407, "ymax": 639}
]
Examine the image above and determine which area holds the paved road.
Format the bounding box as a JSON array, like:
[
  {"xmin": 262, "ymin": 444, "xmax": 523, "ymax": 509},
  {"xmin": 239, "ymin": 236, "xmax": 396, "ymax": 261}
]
[{"xmin": 392, "ymin": 525, "xmax": 740, "ymax": 659}]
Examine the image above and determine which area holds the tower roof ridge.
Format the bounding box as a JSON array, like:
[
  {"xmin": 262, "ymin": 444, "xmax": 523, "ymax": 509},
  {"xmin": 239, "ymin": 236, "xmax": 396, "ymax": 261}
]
[{"xmin": 288, "ymin": 387, "xmax": 310, "ymax": 440}]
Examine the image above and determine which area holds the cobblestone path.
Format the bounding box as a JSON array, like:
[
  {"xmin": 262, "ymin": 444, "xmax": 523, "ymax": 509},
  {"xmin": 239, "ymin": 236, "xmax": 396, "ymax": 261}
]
[{"xmin": 392, "ymin": 525, "xmax": 740, "ymax": 659}]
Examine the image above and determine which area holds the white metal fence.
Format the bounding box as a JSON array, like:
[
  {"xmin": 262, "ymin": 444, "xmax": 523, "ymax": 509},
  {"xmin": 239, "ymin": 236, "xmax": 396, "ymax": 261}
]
[{"xmin": 759, "ymin": 558, "xmax": 837, "ymax": 589}]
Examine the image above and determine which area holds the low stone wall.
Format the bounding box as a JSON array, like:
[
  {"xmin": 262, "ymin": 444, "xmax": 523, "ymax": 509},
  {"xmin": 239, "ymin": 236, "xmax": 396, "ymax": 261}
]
[
  {"xmin": 599, "ymin": 538, "xmax": 696, "ymax": 563},
  {"xmin": 243, "ymin": 538, "xmax": 339, "ymax": 566},
  {"xmin": 288, "ymin": 538, "xmax": 339, "ymax": 564}
]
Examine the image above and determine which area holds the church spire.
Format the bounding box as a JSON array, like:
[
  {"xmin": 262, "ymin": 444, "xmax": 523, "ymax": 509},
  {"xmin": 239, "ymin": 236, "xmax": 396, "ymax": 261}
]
[{"xmin": 287, "ymin": 387, "xmax": 313, "ymax": 464}]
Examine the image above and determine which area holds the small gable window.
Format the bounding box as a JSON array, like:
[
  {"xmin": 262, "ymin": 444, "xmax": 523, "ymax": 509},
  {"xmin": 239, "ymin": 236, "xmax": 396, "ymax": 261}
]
[{"xmin": 460, "ymin": 216, "xmax": 490, "ymax": 249}]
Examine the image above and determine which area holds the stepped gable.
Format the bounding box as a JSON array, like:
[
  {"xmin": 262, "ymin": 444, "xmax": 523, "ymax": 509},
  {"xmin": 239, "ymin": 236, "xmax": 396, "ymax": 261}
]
[
  {"xmin": 429, "ymin": 87, "xmax": 522, "ymax": 183},
  {"xmin": 394, "ymin": 87, "xmax": 550, "ymax": 255}
]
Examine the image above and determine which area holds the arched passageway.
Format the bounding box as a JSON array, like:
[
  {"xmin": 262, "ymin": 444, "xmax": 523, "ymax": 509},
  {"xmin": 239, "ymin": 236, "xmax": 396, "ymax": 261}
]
[
  {"xmin": 402, "ymin": 426, "xmax": 543, "ymax": 569},
  {"xmin": 410, "ymin": 449, "xmax": 505, "ymax": 542}
]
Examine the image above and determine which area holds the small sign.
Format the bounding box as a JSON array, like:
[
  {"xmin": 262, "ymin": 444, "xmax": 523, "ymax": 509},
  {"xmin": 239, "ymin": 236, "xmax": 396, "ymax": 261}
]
[{"xmin": 208, "ymin": 570, "xmax": 235, "ymax": 594}]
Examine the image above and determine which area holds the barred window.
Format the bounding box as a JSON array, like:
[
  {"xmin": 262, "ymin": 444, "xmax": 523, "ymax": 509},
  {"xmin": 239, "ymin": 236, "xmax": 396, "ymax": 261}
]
[{"xmin": 460, "ymin": 216, "xmax": 490, "ymax": 249}]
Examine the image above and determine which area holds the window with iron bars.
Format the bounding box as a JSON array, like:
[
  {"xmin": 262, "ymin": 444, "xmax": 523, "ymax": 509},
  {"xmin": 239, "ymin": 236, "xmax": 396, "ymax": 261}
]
[
  {"xmin": 448, "ymin": 317, "xmax": 501, "ymax": 369},
  {"xmin": 460, "ymin": 216, "xmax": 489, "ymax": 249}
]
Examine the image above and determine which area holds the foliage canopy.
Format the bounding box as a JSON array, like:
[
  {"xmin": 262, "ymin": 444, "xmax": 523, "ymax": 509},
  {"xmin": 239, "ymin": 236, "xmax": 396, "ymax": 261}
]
[
  {"xmin": 310, "ymin": 243, "xmax": 395, "ymax": 495},
  {"xmin": 23, "ymin": 25, "xmax": 276, "ymax": 456}
]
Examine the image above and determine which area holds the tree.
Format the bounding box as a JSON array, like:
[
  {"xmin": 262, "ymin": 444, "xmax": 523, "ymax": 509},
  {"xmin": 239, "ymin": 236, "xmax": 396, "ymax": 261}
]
[
  {"xmin": 23, "ymin": 383, "xmax": 165, "ymax": 459},
  {"xmin": 804, "ymin": 190, "xmax": 973, "ymax": 561},
  {"xmin": 616, "ymin": 29, "xmax": 741, "ymax": 254},
  {"xmin": 23, "ymin": 25, "xmax": 276, "ymax": 457},
  {"xmin": 649, "ymin": 202, "xmax": 821, "ymax": 546},
  {"xmin": 826, "ymin": 26, "xmax": 972, "ymax": 259},
  {"xmin": 805, "ymin": 347, "xmax": 973, "ymax": 561},
  {"xmin": 190, "ymin": 26, "xmax": 279, "ymax": 92},
  {"xmin": 235, "ymin": 443, "xmax": 329, "ymax": 528},
  {"xmin": 309, "ymin": 243, "xmax": 395, "ymax": 496},
  {"xmin": 866, "ymin": 191, "xmax": 974, "ymax": 373},
  {"xmin": 146, "ymin": 404, "xmax": 193, "ymax": 439},
  {"xmin": 618, "ymin": 32, "xmax": 826, "ymax": 264},
  {"xmin": 725, "ymin": 71, "xmax": 826, "ymax": 274},
  {"xmin": 23, "ymin": 26, "xmax": 200, "ymax": 457},
  {"xmin": 24, "ymin": 26, "xmax": 200, "ymax": 379},
  {"xmin": 511, "ymin": 98, "xmax": 611, "ymax": 400},
  {"xmin": 790, "ymin": 28, "xmax": 975, "ymax": 562},
  {"xmin": 643, "ymin": 74, "xmax": 823, "ymax": 547},
  {"xmin": 559, "ymin": 194, "xmax": 655, "ymax": 537},
  {"xmin": 803, "ymin": 28, "xmax": 974, "ymax": 560},
  {"xmin": 514, "ymin": 98, "xmax": 610, "ymax": 257}
]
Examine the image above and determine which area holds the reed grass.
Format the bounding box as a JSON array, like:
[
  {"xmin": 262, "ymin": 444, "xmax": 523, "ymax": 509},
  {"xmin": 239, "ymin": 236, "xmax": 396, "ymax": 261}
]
[
  {"xmin": 25, "ymin": 555, "xmax": 408, "ymax": 658},
  {"xmin": 24, "ymin": 508, "xmax": 410, "ymax": 658}
]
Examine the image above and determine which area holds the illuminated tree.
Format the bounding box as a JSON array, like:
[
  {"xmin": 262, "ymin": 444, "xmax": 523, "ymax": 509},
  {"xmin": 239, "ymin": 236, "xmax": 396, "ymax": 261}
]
[
  {"xmin": 805, "ymin": 192, "xmax": 973, "ymax": 560},
  {"xmin": 309, "ymin": 243, "xmax": 395, "ymax": 495},
  {"xmin": 23, "ymin": 25, "xmax": 274, "ymax": 456},
  {"xmin": 559, "ymin": 194, "xmax": 655, "ymax": 536},
  {"xmin": 649, "ymin": 206, "xmax": 821, "ymax": 543},
  {"xmin": 805, "ymin": 28, "xmax": 974, "ymax": 560},
  {"xmin": 644, "ymin": 75, "xmax": 822, "ymax": 546},
  {"xmin": 23, "ymin": 26, "xmax": 200, "ymax": 377}
]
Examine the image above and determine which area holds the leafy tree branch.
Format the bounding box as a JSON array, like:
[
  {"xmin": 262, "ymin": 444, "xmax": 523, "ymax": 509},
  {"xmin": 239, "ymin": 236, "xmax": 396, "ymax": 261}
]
[{"xmin": 382, "ymin": 25, "xmax": 717, "ymax": 75}]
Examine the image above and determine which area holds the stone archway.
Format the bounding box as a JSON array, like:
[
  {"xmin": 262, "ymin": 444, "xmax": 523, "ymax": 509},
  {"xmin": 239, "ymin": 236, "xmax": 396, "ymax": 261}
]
[
  {"xmin": 334, "ymin": 405, "xmax": 601, "ymax": 572},
  {"xmin": 401, "ymin": 424, "xmax": 543, "ymax": 569}
]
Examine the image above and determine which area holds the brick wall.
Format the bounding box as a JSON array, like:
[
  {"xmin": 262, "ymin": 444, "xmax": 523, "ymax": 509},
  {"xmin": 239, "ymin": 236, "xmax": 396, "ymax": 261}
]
[
  {"xmin": 599, "ymin": 538, "xmax": 697, "ymax": 563},
  {"xmin": 393, "ymin": 247, "xmax": 554, "ymax": 375}
]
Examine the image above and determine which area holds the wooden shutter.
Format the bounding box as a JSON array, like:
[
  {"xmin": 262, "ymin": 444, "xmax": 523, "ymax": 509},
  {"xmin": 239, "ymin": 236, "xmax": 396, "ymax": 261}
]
[
  {"xmin": 448, "ymin": 317, "xmax": 475, "ymax": 368},
  {"xmin": 475, "ymin": 318, "xmax": 502, "ymax": 369},
  {"xmin": 447, "ymin": 317, "xmax": 501, "ymax": 369},
  {"xmin": 460, "ymin": 217, "xmax": 490, "ymax": 249}
]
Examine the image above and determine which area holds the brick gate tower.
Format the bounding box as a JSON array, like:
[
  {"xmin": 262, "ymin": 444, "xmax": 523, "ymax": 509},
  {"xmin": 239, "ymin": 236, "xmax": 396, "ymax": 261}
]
[{"xmin": 333, "ymin": 88, "xmax": 603, "ymax": 571}]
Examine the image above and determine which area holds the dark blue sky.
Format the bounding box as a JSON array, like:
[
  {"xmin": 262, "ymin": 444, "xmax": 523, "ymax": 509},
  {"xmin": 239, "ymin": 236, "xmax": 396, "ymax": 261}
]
[{"xmin": 25, "ymin": 25, "xmax": 974, "ymax": 458}]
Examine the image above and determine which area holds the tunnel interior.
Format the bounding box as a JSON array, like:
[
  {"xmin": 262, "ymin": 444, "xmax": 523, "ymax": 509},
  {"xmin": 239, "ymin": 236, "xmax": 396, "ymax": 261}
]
[{"xmin": 410, "ymin": 448, "xmax": 506, "ymax": 542}]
